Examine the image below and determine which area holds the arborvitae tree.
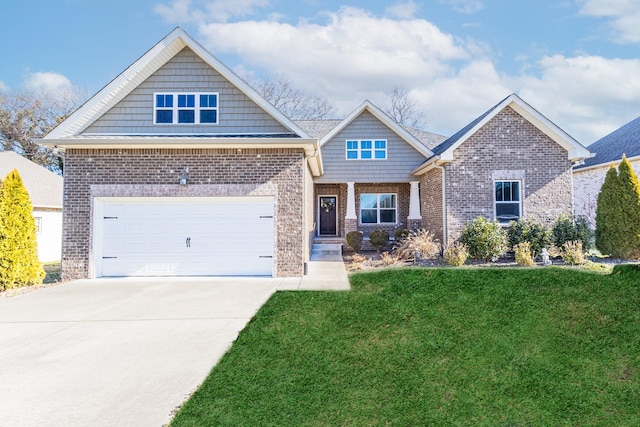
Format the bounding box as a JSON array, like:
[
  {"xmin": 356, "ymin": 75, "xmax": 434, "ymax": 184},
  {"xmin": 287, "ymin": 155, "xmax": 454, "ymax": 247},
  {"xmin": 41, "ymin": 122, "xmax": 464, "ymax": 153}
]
[
  {"xmin": 0, "ymin": 169, "xmax": 45, "ymax": 290},
  {"xmin": 595, "ymin": 165, "xmax": 623, "ymax": 256},
  {"xmin": 617, "ymin": 156, "xmax": 640, "ymax": 258}
]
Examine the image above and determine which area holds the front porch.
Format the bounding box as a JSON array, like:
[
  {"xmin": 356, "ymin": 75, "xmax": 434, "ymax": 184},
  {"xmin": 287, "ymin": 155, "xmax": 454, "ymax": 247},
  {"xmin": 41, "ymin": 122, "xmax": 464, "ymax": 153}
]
[{"xmin": 313, "ymin": 181, "xmax": 423, "ymax": 239}]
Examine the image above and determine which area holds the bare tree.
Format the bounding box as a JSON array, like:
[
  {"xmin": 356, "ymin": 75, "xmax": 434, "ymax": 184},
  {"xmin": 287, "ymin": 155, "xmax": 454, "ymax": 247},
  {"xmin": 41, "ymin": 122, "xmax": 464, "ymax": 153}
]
[
  {"xmin": 0, "ymin": 87, "xmax": 85, "ymax": 174},
  {"xmin": 382, "ymin": 86, "xmax": 425, "ymax": 129},
  {"xmin": 249, "ymin": 74, "xmax": 335, "ymax": 120}
]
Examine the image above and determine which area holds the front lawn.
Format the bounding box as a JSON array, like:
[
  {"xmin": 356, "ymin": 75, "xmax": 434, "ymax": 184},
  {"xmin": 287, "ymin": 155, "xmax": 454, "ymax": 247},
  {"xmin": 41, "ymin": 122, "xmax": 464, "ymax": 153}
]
[{"xmin": 171, "ymin": 266, "xmax": 640, "ymax": 426}]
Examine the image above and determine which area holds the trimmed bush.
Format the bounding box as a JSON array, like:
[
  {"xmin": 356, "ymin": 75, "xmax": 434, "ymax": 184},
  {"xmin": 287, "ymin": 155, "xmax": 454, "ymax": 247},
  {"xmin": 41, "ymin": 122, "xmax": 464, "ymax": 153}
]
[
  {"xmin": 508, "ymin": 217, "xmax": 552, "ymax": 258},
  {"xmin": 514, "ymin": 242, "xmax": 535, "ymax": 267},
  {"xmin": 394, "ymin": 228, "xmax": 410, "ymax": 243},
  {"xmin": 561, "ymin": 241, "xmax": 586, "ymax": 265},
  {"xmin": 553, "ymin": 214, "xmax": 593, "ymax": 252},
  {"xmin": 346, "ymin": 231, "xmax": 363, "ymax": 253},
  {"xmin": 460, "ymin": 216, "xmax": 508, "ymax": 261},
  {"xmin": 444, "ymin": 241, "xmax": 468, "ymax": 266},
  {"xmin": 369, "ymin": 230, "xmax": 389, "ymax": 252},
  {"xmin": 395, "ymin": 229, "xmax": 441, "ymax": 261},
  {"xmin": 0, "ymin": 169, "xmax": 45, "ymax": 290}
]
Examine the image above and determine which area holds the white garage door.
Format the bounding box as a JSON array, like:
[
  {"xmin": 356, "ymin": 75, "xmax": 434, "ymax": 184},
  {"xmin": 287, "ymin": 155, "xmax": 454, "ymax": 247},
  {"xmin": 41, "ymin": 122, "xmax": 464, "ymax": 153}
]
[{"xmin": 94, "ymin": 197, "xmax": 274, "ymax": 277}]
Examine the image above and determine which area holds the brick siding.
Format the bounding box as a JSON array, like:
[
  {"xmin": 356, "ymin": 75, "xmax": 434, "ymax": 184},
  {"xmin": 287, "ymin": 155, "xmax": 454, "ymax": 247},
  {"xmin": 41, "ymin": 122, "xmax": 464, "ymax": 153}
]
[
  {"xmin": 61, "ymin": 148, "xmax": 306, "ymax": 280},
  {"xmin": 420, "ymin": 168, "xmax": 444, "ymax": 244}
]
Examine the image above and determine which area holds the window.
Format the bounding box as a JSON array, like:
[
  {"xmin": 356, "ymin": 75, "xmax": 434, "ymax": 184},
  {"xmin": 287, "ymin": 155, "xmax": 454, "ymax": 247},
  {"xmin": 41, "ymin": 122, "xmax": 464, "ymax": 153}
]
[
  {"xmin": 34, "ymin": 217, "xmax": 42, "ymax": 234},
  {"xmin": 360, "ymin": 194, "xmax": 396, "ymax": 224},
  {"xmin": 495, "ymin": 181, "xmax": 521, "ymax": 223},
  {"xmin": 345, "ymin": 139, "xmax": 387, "ymax": 160},
  {"xmin": 154, "ymin": 92, "xmax": 218, "ymax": 124}
]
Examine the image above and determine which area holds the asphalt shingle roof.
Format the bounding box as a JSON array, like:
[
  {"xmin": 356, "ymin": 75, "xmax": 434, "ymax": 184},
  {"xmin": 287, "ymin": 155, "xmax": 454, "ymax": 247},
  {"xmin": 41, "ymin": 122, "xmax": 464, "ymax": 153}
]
[
  {"xmin": 0, "ymin": 151, "xmax": 63, "ymax": 209},
  {"xmin": 577, "ymin": 115, "xmax": 640, "ymax": 169}
]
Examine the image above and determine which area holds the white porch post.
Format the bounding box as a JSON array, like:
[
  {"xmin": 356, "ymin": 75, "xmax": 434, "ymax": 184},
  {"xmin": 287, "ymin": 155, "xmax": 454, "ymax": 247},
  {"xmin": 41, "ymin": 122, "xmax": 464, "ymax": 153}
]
[
  {"xmin": 407, "ymin": 180, "xmax": 422, "ymax": 230},
  {"xmin": 346, "ymin": 182, "xmax": 357, "ymax": 219},
  {"xmin": 345, "ymin": 181, "xmax": 357, "ymax": 235},
  {"xmin": 408, "ymin": 181, "xmax": 421, "ymax": 219}
]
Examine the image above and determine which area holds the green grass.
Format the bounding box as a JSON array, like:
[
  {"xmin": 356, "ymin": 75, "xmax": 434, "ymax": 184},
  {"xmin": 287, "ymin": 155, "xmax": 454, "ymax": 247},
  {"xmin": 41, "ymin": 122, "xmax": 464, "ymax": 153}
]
[{"xmin": 171, "ymin": 265, "xmax": 640, "ymax": 426}]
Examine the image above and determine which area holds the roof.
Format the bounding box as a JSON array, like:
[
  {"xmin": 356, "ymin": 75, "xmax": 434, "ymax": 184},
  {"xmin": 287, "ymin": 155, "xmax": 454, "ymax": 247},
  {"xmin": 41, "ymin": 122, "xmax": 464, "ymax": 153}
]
[
  {"xmin": 412, "ymin": 93, "xmax": 593, "ymax": 175},
  {"xmin": 0, "ymin": 151, "xmax": 63, "ymax": 209},
  {"xmin": 42, "ymin": 27, "xmax": 311, "ymax": 141},
  {"xmin": 312, "ymin": 101, "xmax": 437, "ymax": 158},
  {"xmin": 575, "ymin": 115, "xmax": 640, "ymax": 170}
]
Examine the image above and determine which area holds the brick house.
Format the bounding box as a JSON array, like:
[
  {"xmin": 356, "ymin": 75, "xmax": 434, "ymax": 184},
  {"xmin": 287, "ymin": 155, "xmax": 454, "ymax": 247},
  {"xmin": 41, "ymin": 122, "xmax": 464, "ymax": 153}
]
[
  {"xmin": 573, "ymin": 116, "xmax": 640, "ymax": 226},
  {"xmin": 40, "ymin": 28, "xmax": 592, "ymax": 280}
]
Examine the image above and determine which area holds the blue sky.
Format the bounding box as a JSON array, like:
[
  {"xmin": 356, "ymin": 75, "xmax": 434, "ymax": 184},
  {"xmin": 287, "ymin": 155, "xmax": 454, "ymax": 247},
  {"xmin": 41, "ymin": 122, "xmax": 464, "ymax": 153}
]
[{"xmin": 2, "ymin": 0, "xmax": 640, "ymax": 143}]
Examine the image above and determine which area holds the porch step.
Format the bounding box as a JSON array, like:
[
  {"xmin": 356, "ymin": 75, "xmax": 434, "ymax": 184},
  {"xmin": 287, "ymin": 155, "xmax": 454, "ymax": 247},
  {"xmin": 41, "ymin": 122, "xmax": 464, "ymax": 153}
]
[{"xmin": 311, "ymin": 243, "xmax": 343, "ymax": 259}]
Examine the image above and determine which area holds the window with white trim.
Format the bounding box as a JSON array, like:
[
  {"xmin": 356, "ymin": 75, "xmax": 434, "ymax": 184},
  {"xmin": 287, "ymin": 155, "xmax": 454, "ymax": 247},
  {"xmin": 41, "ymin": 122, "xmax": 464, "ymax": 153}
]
[
  {"xmin": 495, "ymin": 180, "xmax": 521, "ymax": 223},
  {"xmin": 154, "ymin": 92, "xmax": 218, "ymax": 124},
  {"xmin": 346, "ymin": 139, "xmax": 387, "ymax": 160},
  {"xmin": 360, "ymin": 194, "xmax": 396, "ymax": 224}
]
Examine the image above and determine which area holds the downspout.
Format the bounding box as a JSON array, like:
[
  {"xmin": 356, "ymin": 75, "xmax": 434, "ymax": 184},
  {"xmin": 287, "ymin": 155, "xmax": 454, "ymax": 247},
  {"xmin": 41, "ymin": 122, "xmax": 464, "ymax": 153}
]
[{"xmin": 434, "ymin": 163, "xmax": 447, "ymax": 245}]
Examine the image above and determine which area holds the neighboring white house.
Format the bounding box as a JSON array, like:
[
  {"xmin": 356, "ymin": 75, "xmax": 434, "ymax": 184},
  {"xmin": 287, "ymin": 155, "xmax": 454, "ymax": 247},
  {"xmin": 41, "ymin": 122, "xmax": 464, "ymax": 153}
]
[
  {"xmin": 0, "ymin": 151, "xmax": 63, "ymax": 262},
  {"xmin": 573, "ymin": 115, "xmax": 640, "ymax": 226}
]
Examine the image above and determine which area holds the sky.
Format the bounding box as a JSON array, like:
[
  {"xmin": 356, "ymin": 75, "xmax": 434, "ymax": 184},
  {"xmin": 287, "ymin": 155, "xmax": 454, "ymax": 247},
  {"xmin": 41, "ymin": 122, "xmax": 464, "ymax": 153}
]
[{"xmin": 2, "ymin": 0, "xmax": 640, "ymax": 144}]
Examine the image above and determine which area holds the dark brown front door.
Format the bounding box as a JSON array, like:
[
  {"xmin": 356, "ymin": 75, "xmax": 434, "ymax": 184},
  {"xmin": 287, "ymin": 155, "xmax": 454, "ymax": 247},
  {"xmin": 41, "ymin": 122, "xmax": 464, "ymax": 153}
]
[{"xmin": 319, "ymin": 196, "xmax": 337, "ymax": 235}]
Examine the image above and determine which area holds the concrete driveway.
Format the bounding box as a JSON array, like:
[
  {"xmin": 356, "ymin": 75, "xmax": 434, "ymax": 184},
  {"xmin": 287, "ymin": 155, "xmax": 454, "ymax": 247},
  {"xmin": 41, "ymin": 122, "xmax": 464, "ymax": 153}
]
[{"xmin": 0, "ymin": 277, "xmax": 282, "ymax": 427}]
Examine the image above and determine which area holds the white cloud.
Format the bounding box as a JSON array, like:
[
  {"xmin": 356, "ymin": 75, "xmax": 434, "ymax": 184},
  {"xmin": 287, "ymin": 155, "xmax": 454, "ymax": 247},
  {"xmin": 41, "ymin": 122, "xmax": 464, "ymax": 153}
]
[
  {"xmin": 22, "ymin": 71, "xmax": 73, "ymax": 95},
  {"xmin": 154, "ymin": 0, "xmax": 269, "ymax": 23},
  {"xmin": 0, "ymin": 80, "xmax": 9, "ymax": 92},
  {"xmin": 517, "ymin": 54, "xmax": 640, "ymax": 143},
  {"xmin": 579, "ymin": 0, "xmax": 640, "ymax": 43},
  {"xmin": 385, "ymin": 1, "xmax": 420, "ymax": 19},
  {"xmin": 197, "ymin": 6, "xmax": 470, "ymax": 110},
  {"xmin": 441, "ymin": 0, "xmax": 484, "ymax": 14}
]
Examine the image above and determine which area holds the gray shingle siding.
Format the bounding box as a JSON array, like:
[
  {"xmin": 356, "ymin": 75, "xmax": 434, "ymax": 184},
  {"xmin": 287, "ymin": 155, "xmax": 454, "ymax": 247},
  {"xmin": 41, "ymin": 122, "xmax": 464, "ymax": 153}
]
[
  {"xmin": 314, "ymin": 111, "xmax": 428, "ymax": 183},
  {"xmin": 83, "ymin": 48, "xmax": 292, "ymax": 135}
]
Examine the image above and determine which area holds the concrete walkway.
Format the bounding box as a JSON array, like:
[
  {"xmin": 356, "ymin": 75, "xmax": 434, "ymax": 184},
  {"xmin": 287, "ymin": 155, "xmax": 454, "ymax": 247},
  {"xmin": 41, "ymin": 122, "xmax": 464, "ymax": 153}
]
[
  {"xmin": 277, "ymin": 252, "xmax": 351, "ymax": 291},
  {"xmin": 0, "ymin": 261, "xmax": 350, "ymax": 427}
]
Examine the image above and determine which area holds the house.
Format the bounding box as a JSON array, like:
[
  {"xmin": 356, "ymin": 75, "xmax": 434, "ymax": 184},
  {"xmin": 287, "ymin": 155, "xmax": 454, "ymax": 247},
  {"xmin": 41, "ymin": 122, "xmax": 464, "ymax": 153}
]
[
  {"xmin": 39, "ymin": 28, "xmax": 591, "ymax": 280},
  {"xmin": 573, "ymin": 116, "xmax": 640, "ymax": 226},
  {"xmin": 411, "ymin": 94, "xmax": 592, "ymax": 243},
  {"xmin": 0, "ymin": 151, "xmax": 63, "ymax": 262}
]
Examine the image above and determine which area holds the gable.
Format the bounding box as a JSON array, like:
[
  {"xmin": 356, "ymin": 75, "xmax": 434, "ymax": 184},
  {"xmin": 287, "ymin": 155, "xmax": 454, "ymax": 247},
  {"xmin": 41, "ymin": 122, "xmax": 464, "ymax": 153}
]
[
  {"xmin": 83, "ymin": 47, "xmax": 291, "ymax": 136},
  {"xmin": 315, "ymin": 110, "xmax": 429, "ymax": 183}
]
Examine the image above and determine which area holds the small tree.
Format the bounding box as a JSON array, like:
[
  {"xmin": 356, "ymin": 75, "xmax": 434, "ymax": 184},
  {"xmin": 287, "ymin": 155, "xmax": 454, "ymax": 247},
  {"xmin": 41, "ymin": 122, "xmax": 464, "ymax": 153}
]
[
  {"xmin": 596, "ymin": 157, "xmax": 640, "ymax": 258},
  {"xmin": 0, "ymin": 170, "xmax": 45, "ymax": 290},
  {"xmin": 595, "ymin": 165, "xmax": 623, "ymax": 256},
  {"xmin": 617, "ymin": 156, "xmax": 640, "ymax": 258}
]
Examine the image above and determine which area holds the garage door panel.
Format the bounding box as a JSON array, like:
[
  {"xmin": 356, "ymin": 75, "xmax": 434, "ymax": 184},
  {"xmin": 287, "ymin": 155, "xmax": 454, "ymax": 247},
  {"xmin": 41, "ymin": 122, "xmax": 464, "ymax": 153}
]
[{"xmin": 97, "ymin": 197, "xmax": 274, "ymax": 277}]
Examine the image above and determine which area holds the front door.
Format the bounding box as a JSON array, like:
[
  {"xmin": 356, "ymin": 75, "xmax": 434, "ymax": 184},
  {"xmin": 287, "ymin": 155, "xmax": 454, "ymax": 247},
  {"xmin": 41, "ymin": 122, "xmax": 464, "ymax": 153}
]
[{"xmin": 318, "ymin": 196, "xmax": 337, "ymax": 235}]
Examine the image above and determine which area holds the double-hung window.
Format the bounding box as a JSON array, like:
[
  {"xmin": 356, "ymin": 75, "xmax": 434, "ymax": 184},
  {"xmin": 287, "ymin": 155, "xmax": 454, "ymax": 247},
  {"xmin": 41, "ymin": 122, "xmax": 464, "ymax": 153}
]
[
  {"xmin": 495, "ymin": 180, "xmax": 521, "ymax": 223},
  {"xmin": 360, "ymin": 194, "xmax": 396, "ymax": 224},
  {"xmin": 154, "ymin": 92, "xmax": 218, "ymax": 124},
  {"xmin": 345, "ymin": 139, "xmax": 387, "ymax": 160}
]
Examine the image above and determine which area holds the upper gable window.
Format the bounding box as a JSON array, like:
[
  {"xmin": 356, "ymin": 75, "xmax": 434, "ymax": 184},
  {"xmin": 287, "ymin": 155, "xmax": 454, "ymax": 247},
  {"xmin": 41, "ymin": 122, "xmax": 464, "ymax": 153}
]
[
  {"xmin": 154, "ymin": 92, "xmax": 218, "ymax": 125},
  {"xmin": 345, "ymin": 139, "xmax": 387, "ymax": 160}
]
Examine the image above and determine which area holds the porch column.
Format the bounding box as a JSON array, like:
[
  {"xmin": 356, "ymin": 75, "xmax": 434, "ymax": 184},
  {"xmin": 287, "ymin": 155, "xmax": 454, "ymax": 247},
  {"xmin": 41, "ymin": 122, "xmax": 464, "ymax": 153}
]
[
  {"xmin": 407, "ymin": 181, "xmax": 422, "ymax": 230},
  {"xmin": 345, "ymin": 182, "xmax": 357, "ymax": 235}
]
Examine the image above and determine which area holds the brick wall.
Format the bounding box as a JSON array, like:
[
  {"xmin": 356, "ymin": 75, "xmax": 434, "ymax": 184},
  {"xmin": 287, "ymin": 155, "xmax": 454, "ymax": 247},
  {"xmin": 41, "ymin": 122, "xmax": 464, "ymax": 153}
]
[
  {"xmin": 444, "ymin": 106, "xmax": 574, "ymax": 240},
  {"xmin": 420, "ymin": 168, "xmax": 444, "ymax": 244},
  {"xmin": 62, "ymin": 148, "xmax": 306, "ymax": 280}
]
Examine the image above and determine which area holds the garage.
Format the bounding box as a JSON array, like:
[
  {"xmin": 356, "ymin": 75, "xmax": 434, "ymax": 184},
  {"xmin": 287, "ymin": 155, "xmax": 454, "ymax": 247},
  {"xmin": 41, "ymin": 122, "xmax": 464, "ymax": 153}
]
[{"xmin": 92, "ymin": 197, "xmax": 275, "ymax": 277}]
